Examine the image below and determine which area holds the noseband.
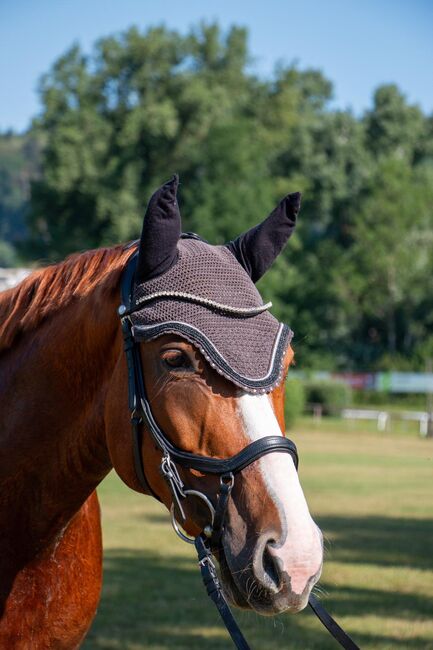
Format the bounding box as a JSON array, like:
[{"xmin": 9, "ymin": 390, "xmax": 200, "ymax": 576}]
[{"xmin": 118, "ymin": 252, "xmax": 360, "ymax": 650}]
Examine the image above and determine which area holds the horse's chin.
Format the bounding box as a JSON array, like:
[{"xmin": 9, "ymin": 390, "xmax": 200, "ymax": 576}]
[{"xmin": 216, "ymin": 546, "xmax": 311, "ymax": 616}]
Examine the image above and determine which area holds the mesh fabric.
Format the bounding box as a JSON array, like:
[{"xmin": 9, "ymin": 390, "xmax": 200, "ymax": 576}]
[{"xmin": 131, "ymin": 239, "xmax": 293, "ymax": 393}]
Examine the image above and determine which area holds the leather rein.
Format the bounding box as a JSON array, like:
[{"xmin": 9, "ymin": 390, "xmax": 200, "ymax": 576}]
[{"xmin": 118, "ymin": 252, "xmax": 360, "ymax": 650}]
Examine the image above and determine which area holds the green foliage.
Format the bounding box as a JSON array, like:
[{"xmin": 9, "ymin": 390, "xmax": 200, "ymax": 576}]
[
  {"xmin": 365, "ymin": 84, "xmax": 426, "ymax": 161},
  {"xmin": 28, "ymin": 25, "xmax": 276, "ymax": 257},
  {"xmin": 0, "ymin": 131, "xmax": 40, "ymax": 257},
  {"xmin": 1, "ymin": 21, "xmax": 432, "ymax": 371},
  {"xmin": 0, "ymin": 240, "xmax": 17, "ymax": 266},
  {"xmin": 284, "ymin": 379, "xmax": 306, "ymax": 429},
  {"xmin": 352, "ymin": 390, "xmax": 425, "ymax": 409},
  {"xmin": 303, "ymin": 380, "xmax": 352, "ymax": 415},
  {"xmin": 346, "ymin": 158, "xmax": 433, "ymax": 366}
]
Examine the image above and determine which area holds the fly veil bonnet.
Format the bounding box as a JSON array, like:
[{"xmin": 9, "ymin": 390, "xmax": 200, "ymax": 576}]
[{"xmin": 127, "ymin": 174, "xmax": 300, "ymax": 392}]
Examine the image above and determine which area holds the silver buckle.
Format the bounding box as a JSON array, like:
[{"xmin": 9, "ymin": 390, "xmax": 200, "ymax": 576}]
[{"xmin": 160, "ymin": 453, "xmax": 187, "ymax": 520}]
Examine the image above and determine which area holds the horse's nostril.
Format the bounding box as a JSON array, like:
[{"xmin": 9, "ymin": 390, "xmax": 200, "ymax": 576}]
[
  {"xmin": 254, "ymin": 536, "xmax": 282, "ymax": 594},
  {"xmin": 263, "ymin": 544, "xmax": 282, "ymax": 591}
]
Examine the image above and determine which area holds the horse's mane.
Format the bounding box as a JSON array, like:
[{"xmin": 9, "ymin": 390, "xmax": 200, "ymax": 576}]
[{"xmin": 0, "ymin": 244, "xmax": 135, "ymax": 353}]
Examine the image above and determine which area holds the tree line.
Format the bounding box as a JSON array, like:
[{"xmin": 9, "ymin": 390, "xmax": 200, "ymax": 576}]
[{"xmin": 0, "ymin": 23, "xmax": 432, "ymax": 370}]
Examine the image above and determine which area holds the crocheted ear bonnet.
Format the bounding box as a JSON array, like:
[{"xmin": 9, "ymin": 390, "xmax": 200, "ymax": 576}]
[{"xmin": 129, "ymin": 175, "xmax": 300, "ymax": 394}]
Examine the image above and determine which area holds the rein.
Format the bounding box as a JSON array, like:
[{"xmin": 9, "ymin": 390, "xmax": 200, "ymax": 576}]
[{"xmin": 118, "ymin": 253, "xmax": 360, "ymax": 650}]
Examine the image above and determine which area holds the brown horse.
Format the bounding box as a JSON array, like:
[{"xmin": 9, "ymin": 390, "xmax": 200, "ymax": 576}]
[{"xmin": 0, "ymin": 178, "xmax": 323, "ymax": 648}]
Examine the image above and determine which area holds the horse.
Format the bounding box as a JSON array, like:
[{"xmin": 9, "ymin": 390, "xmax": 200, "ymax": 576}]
[{"xmin": 0, "ymin": 176, "xmax": 323, "ymax": 648}]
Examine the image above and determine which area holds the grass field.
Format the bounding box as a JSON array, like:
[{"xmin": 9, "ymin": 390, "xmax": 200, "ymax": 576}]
[{"xmin": 84, "ymin": 423, "xmax": 433, "ymax": 650}]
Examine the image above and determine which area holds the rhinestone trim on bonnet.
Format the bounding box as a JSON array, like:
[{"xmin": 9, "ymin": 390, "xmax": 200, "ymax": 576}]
[
  {"xmin": 130, "ymin": 238, "xmax": 294, "ymax": 393},
  {"xmin": 134, "ymin": 290, "xmax": 273, "ymax": 316}
]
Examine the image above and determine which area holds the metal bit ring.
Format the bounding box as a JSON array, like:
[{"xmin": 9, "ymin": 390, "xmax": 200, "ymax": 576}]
[{"xmin": 170, "ymin": 489, "xmax": 215, "ymax": 545}]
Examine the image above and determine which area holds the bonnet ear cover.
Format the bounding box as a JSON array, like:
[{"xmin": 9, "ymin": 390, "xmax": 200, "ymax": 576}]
[
  {"xmin": 136, "ymin": 174, "xmax": 181, "ymax": 282},
  {"xmin": 226, "ymin": 192, "xmax": 301, "ymax": 282},
  {"xmin": 130, "ymin": 178, "xmax": 297, "ymax": 393}
]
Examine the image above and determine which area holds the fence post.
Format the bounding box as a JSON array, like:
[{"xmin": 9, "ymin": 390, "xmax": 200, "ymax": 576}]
[{"xmin": 426, "ymin": 360, "xmax": 433, "ymax": 438}]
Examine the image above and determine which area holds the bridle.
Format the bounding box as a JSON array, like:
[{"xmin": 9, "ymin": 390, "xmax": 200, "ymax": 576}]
[{"xmin": 118, "ymin": 251, "xmax": 360, "ymax": 650}]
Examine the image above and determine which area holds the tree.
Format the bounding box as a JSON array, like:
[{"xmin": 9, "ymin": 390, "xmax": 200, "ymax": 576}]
[
  {"xmin": 29, "ymin": 25, "xmax": 272, "ymax": 258},
  {"xmin": 0, "ymin": 131, "xmax": 40, "ymax": 264},
  {"xmin": 347, "ymin": 158, "xmax": 433, "ymax": 365},
  {"xmin": 364, "ymin": 84, "xmax": 425, "ymax": 162}
]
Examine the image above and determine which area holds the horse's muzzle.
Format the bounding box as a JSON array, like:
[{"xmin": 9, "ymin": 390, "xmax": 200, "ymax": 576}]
[{"xmin": 220, "ymin": 527, "xmax": 323, "ymax": 615}]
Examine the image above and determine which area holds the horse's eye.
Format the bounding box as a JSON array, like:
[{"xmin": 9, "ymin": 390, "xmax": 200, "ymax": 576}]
[{"xmin": 161, "ymin": 349, "xmax": 192, "ymax": 370}]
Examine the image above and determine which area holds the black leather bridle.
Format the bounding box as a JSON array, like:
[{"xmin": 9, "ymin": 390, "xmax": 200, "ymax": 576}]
[{"xmin": 118, "ymin": 252, "xmax": 360, "ymax": 650}]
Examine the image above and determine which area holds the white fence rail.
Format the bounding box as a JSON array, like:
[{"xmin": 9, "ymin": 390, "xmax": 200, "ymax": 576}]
[
  {"xmin": 399, "ymin": 411, "xmax": 430, "ymax": 437},
  {"xmin": 341, "ymin": 408, "xmax": 431, "ymax": 436},
  {"xmin": 0, "ymin": 268, "xmax": 31, "ymax": 292},
  {"xmin": 342, "ymin": 409, "xmax": 390, "ymax": 431}
]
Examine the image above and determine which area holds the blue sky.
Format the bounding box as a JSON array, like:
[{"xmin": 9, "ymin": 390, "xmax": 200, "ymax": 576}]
[{"xmin": 1, "ymin": 0, "xmax": 432, "ymax": 132}]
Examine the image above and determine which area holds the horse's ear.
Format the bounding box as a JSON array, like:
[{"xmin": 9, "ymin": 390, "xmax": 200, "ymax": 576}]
[
  {"xmin": 136, "ymin": 174, "xmax": 181, "ymax": 282},
  {"xmin": 226, "ymin": 192, "xmax": 301, "ymax": 283}
]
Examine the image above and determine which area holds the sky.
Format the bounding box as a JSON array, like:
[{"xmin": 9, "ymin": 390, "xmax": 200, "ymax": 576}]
[{"xmin": 1, "ymin": 0, "xmax": 432, "ymax": 133}]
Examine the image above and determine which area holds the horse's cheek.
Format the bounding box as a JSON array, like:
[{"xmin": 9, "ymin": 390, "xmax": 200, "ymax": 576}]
[{"xmin": 104, "ymin": 356, "xmax": 168, "ymax": 502}]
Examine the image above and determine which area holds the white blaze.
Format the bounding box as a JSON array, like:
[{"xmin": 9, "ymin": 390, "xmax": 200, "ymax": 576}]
[{"xmin": 237, "ymin": 393, "xmax": 322, "ymax": 594}]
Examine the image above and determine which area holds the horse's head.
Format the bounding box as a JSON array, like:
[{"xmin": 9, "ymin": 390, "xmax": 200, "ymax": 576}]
[{"xmin": 106, "ymin": 176, "xmax": 323, "ymax": 615}]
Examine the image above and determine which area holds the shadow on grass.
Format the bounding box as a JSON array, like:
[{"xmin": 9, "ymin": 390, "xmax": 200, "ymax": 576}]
[
  {"xmin": 143, "ymin": 512, "xmax": 171, "ymax": 525},
  {"xmin": 83, "ymin": 514, "xmax": 433, "ymax": 649},
  {"xmin": 140, "ymin": 512, "xmax": 433, "ymax": 572},
  {"xmin": 317, "ymin": 514, "xmax": 433, "ymax": 571}
]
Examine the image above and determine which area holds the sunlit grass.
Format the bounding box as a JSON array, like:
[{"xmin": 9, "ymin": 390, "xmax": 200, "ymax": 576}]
[{"xmin": 84, "ymin": 423, "xmax": 433, "ymax": 650}]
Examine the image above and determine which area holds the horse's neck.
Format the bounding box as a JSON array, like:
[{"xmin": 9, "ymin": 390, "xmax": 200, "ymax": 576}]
[{"xmin": 0, "ymin": 284, "xmax": 120, "ymax": 552}]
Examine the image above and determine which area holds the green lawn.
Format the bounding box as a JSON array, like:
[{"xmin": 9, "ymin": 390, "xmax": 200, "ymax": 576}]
[{"xmin": 84, "ymin": 424, "xmax": 433, "ymax": 650}]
